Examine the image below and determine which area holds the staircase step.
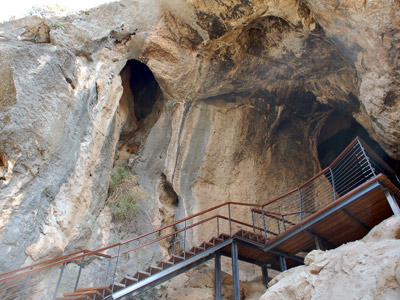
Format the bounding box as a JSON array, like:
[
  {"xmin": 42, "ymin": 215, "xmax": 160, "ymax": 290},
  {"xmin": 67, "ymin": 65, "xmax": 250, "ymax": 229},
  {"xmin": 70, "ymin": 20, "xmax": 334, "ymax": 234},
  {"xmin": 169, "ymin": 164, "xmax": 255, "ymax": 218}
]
[
  {"xmin": 176, "ymin": 250, "xmax": 195, "ymax": 259},
  {"xmin": 75, "ymin": 286, "xmax": 111, "ymax": 294},
  {"xmin": 63, "ymin": 290, "xmax": 103, "ymax": 299},
  {"xmin": 183, "ymin": 250, "xmax": 195, "ymax": 258},
  {"xmin": 219, "ymin": 233, "xmax": 231, "ymax": 240},
  {"xmin": 209, "ymin": 237, "xmax": 223, "ymax": 245},
  {"xmin": 56, "ymin": 296, "xmax": 90, "ymax": 300},
  {"xmin": 121, "ymin": 275, "xmax": 138, "ymax": 286},
  {"xmin": 134, "ymin": 271, "xmax": 151, "ymax": 281},
  {"xmin": 235, "ymin": 229, "xmax": 246, "ymax": 237},
  {"xmin": 75, "ymin": 286, "xmax": 112, "ymax": 297},
  {"xmin": 169, "ymin": 255, "xmax": 184, "ymax": 264},
  {"xmin": 158, "ymin": 261, "xmax": 174, "ymax": 269},
  {"xmin": 146, "ymin": 266, "xmax": 162, "ymax": 275},
  {"xmin": 190, "ymin": 246, "xmax": 205, "ymax": 254},
  {"xmin": 109, "ymin": 282, "xmax": 125, "ymax": 292},
  {"xmin": 199, "ymin": 241, "xmax": 214, "ymax": 250}
]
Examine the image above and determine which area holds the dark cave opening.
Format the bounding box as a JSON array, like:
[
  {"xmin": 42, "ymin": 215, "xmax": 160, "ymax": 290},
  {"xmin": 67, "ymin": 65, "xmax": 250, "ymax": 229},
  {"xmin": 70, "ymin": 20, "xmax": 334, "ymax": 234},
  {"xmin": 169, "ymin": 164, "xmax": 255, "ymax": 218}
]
[
  {"xmin": 115, "ymin": 59, "xmax": 162, "ymax": 161},
  {"xmin": 317, "ymin": 111, "xmax": 399, "ymax": 173},
  {"xmin": 126, "ymin": 59, "xmax": 159, "ymax": 122}
]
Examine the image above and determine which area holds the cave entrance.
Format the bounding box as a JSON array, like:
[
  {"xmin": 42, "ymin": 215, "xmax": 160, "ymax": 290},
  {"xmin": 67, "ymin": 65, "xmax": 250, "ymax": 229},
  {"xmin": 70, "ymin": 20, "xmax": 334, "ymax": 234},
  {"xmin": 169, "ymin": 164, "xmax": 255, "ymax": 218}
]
[
  {"xmin": 116, "ymin": 59, "xmax": 162, "ymax": 160},
  {"xmin": 317, "ymin": 111, "xmax": 398, "ymax": 172},
  {"xmin": 126, "ymin": 59, "xmax": 159, "ymax": 122}
]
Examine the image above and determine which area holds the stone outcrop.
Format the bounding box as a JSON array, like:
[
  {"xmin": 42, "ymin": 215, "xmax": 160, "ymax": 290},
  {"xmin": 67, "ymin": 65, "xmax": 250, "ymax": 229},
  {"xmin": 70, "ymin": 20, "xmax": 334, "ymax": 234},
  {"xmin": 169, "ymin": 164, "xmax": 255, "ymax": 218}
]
[
  {"xmin": 0, "ymin": 0, "xmax": 398, "ymax": 294},
  {"xmin": 260, "ymin": 216, "xmax": 400, "ymax": 300}
]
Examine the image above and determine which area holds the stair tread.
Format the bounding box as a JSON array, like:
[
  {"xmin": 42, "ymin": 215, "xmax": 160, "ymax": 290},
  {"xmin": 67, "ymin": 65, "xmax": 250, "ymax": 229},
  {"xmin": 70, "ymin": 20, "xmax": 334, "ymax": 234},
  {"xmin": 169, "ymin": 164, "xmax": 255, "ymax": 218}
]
[
  {"xmin": 64, "ymin": 290, "xmax": 103, "ymax": 297},
  {"xmin": 56, "ymin": 296, "xmax": 90, "ymax": 300},
  {"xmin": 75, "ymin": 286, "xmax": 111, "ymax": 294},
  {"xmin": 137, "ymin": 270, "xmax": 151, "ymax": 276},
  {"xmin": 109, "ymin": 282, "xmax": 126, "ymax": 292},
  {"xmin": 122, "ymin": 275, "xmax": 138, "ymax": 285}
]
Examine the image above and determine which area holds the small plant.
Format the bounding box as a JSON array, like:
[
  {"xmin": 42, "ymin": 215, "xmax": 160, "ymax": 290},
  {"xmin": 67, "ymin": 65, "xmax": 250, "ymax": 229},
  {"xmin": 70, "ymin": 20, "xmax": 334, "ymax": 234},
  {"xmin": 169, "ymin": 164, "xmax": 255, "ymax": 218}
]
[
  {"xmin": 112, "ymin": 191, "xmax": 141, "ymax": 219},
  {"xmin": 110, "ymin": 166, "xmax": 128, "ymax": 186},
  {"xmin": 106, "ymin": 167, "xmax": 144, "ymax": 223},
  {"xmin": 159, "ymin": 284, "xmax": 168, "ymax": 291},
  {"xmin": 51, "ymin": 23, "xmax": 64, "ymax": 29}
]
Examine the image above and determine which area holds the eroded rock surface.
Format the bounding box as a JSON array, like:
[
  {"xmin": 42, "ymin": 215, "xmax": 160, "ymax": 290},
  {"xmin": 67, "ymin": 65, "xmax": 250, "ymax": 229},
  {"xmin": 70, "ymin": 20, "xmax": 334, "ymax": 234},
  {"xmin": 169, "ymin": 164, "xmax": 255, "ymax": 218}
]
[
  {"xmin": 0, "ymin": 0, "xmax": 398, "ymax": 293},
  {"xmin": 259, "ymin": 217, "xmax": 400, "ymax": 300}
]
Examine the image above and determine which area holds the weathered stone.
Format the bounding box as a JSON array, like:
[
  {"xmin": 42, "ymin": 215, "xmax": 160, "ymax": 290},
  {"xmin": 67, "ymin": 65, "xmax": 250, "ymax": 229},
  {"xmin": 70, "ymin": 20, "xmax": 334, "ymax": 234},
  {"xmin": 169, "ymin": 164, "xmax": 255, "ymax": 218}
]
[{"xmin": 259, "ymin": 217, "xmax": 400, "ymax": 300}]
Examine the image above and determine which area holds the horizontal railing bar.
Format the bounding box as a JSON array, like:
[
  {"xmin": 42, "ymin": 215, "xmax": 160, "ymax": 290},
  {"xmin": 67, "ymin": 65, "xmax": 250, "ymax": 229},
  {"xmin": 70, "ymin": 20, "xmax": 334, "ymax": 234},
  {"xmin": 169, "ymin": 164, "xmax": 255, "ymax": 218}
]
[
  {"xmin": 329, "ymin": 138, "xmax": 360, "ymax": 167},
  {"xmin": 121, "ymin": 203, "xmax": 228, "ymax": 245},
  {"xmin": 119, "ymin": 215, "xmax": 219, "ymax": 256},
  {"xmin": 0, "ymin": 249, "xmax": 91, "ymax": 278}
]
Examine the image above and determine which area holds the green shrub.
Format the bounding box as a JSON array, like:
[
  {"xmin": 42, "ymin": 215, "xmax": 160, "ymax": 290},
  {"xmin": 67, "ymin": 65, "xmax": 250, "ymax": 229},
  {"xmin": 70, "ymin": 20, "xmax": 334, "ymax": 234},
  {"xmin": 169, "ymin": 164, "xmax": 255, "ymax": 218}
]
[
  {"xmin": 106, "ymin": 167, "xmax": 144, "ymax": 223},
  {"xmin": 111, "ymin": 191, "xmax": 141, "ymax": 220},
  {"xmin": 110, "ymin": 166, "xmax": 128, "ymax": 186}
]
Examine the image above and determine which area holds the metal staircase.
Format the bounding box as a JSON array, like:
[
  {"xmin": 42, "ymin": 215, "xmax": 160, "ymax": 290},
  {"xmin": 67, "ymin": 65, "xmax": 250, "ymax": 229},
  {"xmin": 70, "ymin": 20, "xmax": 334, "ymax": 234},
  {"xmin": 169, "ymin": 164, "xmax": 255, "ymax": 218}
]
[{"xmin": 1, "ymin": 137, "xmax": 399, "ymax": 300}]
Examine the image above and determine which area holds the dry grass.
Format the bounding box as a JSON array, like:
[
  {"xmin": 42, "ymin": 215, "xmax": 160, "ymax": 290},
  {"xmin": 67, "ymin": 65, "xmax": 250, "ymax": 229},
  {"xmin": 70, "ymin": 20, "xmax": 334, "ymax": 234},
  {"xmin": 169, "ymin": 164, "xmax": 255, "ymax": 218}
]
[{"xmin": 106, "ymin": 167, "xmax": 145, "ymax": 222}]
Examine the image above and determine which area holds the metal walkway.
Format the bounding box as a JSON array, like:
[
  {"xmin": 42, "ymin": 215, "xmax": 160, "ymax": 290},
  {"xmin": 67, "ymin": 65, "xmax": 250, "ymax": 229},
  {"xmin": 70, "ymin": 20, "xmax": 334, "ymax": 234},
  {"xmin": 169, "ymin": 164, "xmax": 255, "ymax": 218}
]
[{"xmin": 1, "ymin": 137, "xmax": 399, "ymax": 300}]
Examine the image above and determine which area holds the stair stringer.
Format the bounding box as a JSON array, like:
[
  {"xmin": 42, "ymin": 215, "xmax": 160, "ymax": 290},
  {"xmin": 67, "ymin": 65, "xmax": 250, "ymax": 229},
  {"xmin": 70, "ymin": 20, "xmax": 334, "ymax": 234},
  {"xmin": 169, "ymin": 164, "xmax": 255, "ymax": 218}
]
[{"xmin": 110, "ymin": 238, "xmax": 233, "ymax": 300}]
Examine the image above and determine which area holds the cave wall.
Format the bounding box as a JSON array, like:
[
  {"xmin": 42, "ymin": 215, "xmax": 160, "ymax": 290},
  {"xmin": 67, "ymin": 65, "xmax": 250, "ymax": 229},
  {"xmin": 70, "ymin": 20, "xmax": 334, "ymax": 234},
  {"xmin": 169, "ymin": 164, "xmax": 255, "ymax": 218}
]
[{"xmin": 0, "ymin": 0, "xmax": 399, "ymax": 290}]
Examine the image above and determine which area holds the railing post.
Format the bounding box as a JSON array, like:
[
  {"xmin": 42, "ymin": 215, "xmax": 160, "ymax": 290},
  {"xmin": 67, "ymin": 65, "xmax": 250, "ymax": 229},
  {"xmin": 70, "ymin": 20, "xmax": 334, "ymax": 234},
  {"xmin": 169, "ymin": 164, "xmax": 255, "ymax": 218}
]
[
  {"xmin": 228, "ymin": 203, "xmax": 232, "ymax": 236},
  {"xmin": 281, "ymin": 215, "xmax": 287, "ymax": 231},
  {"xmin": 111, "ymin": 244, "xmax": 122, "ymax": 293},
  {"xmin": 74, "ymin": 255, "xmax": 85, "ymax": 292},
  {"xmin": 251, "ymin": 211, "xmax": 256, "ymax": 233},
  {"xmin": 217, "ymin": 216, "xmax": 220, "ymax": 237},
  {"xmin": 52, "ymin": 262, "xmax": 66, "ymax": 300},
  {"xmin": 104, "ymin": 256, "xmax": 112, "ymax": 295},
  {"xmin": 173, "ymin": 233, "xmax": 177, "ymax": 255},
  {"xmin": 19, "ymin": 273, "xmax": 31, "ymax": 300},
  {"xmin": 276, "ymin": 219, "xmax": 281, "ymax": 234},
  {"xmin": 261, "ymin": 206, "xmax": 268, "ymax": 241},
  {"xmin": 298, "ymin": 188, "xmax": 304, "ymax": 220},
  {"xmin": 357, "ymin": 138, "xmax": 376, "ymax": 177},
  {"xmin": 329, "ymin": 168, "xmax": 336, "ymax": 201},
  {"xmin": 183, "ymin": 220, "xmax": 187, "ymax": 259}
]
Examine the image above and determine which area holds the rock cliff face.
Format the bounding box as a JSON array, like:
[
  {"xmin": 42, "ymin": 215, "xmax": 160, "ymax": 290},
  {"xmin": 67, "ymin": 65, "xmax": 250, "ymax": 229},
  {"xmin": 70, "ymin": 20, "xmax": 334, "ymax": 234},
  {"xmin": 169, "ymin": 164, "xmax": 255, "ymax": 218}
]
[
  {"xmin": 0, "ymin": 0, "xmax": 399, "ymax": 292},
  {"xmin": 260, "ymin": 216, "xmax": 400, "ymax": 300}
]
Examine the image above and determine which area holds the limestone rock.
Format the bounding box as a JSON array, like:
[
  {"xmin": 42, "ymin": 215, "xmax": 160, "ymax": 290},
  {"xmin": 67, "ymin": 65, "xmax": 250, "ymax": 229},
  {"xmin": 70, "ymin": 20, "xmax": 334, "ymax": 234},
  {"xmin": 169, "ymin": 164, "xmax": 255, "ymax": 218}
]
[
  {"xmin": 0, "ymin": 0, "xmax": 398, "ymax": 291},
  {"xmin": 259, "ymin": 217, "xmax": 400, "ymax": 300}
]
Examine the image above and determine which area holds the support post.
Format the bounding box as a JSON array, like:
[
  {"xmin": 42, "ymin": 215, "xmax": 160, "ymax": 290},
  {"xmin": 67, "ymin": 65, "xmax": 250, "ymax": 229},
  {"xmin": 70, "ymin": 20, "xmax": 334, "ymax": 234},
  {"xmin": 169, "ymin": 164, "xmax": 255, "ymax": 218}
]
[
  {"xmin": 19, "ymin": 273, "xmax": 31, "ymax": 300},
  {"xmin": 228, "ymin": 203, "xmax": 232, "ymax": 236},
  {"xmin": 231, "ymin": 241, "xmax": 240, "ymax": 300},
  {"xmin": 215, "ymin": 253, "xmax": 222, "ymax": 300},
  {"xmin": 279, "ymin": 256, "xmax": 287, "ymax": 272},
  {"xmin": 111, "ymin": 244, "xmax": 122, "ymax": 292},
  {"xmin": 183, "ymin": 220, "xmax": 187, "ymax": 259},
  {"xmin": 52, "ymin": 262, "xmax": 66, "ymax": 300},
  {"xmin": 217, "ymin": 216, "xmax": 220, "ymax": 237},
  {"xmin": 252, "ymin": 212, "xmax": 256, "ymax": 233},
  {"xmin": 384, "ymin": 190, "xmax": 400, "ymax": 216},
  {"xmin": 74, "ymin": 255, "xmax": 85, "ymax": 291},
  {"xmin": 314, "ymin": 237, "xmax": 323, "ymax": 250},
  {"xmin": 261, "ymin": 265, "xmax": 269, "ymax": 288}
]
